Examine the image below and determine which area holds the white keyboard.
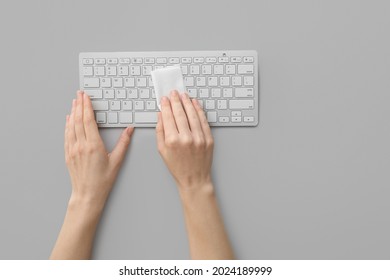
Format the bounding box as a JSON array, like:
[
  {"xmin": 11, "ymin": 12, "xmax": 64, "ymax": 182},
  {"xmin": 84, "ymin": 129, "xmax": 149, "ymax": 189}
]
[{"xmin": 79, "ymin": 50, "xmax": 259, "ymax": 127}]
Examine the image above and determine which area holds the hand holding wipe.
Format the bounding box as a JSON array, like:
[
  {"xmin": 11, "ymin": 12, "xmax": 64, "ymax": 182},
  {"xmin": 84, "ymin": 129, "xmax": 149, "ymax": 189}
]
[{"xmin": 151, "ymin": 66, "xmax": 186, "ymax": 110}]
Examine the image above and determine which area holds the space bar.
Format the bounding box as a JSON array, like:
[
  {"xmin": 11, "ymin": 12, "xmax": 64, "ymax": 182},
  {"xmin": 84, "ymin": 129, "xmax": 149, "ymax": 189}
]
[{"xmin": 134, "ymin": 112, "xmax": 158, "ymax": 123}]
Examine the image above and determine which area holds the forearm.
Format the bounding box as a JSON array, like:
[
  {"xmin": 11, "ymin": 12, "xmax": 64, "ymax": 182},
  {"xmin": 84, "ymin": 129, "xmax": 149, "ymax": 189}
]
[
  {"xmin": 179, "ymin": 182, "xmax": 234, "ymax": 260},
  {"xmin": 50, "ymin": 197, "xmax": 105, "ymax": 259}
]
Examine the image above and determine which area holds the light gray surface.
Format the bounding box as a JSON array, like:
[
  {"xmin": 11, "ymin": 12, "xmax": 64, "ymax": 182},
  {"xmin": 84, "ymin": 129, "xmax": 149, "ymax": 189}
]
[{"xmin": 0, "ymin": 0, "xmax": 389, "ymax": 259}]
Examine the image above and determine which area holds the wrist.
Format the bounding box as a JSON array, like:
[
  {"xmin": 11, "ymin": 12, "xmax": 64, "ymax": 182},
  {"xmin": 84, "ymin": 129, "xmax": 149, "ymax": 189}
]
[
  {"xmin": 67, "ymin": 194, "xmax": 106, "ymax": 217},
  {"xmin": 178, "ymin": 181, "xmax": 216, "ymax": 206}
]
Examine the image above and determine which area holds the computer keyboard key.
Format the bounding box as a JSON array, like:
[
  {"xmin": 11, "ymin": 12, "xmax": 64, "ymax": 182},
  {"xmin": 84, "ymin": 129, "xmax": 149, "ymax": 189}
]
[
  {"xmin": 243, "ymin": 56, "xmax": 254, "ymax": 63},
  {"xmin": 229, "ymin": 100, "xmax": 254, "ymax": 109},
  {"xmin": 130, "ymin": 66, "xmax": 141, "ymax": 76},
  {"xmin": 132, "ymin": 58, "xmax": 143, "ymax": 64},
  {"xmin": 124, "ymin": 77, "xmax": 135, "ymax": 87},
  {"xmin": 220, "ymin": 77, "xmax": 230, "ymax": 86},
  {"xmin": 184, "ymin": 77, "xmax": 195, "ymax": 87},
  {"xmin": 144, "ymin": 57, "xmax": 155, "ymax": 64},
  {"xmin": 85, "ymin": 89, "xmax": 103, "ymax": 99},
  {"xmin": 107, "ymin": 58, "xmax": 118, "ymax": 64},
  {"xmin": 208, "ymin": 76, "xmax": 218, "ymax": 87},
  {"xmin": 119, "ymin": 58, "xmax": 130, "ymax": 64},
  {"xmin": 238, "ymin": 64, "xmax": 254, "ymax": 74},
  {"xmin": 146, "ymin": 100, "xmax": 156, "ymax": 110},
  {"xmin": 244, "ymin": 116, "xmax": 255, "ymax": 122},
  {"xmin": 211, "ymin": 88, "xmax": 221, "ymax": 98},
  {"xmin": 83, "ymin": 67, "xmax": 93, "ymax": 76},
  {"xmin": 156, "ymin": 57, "xmax": 167, "ymax": 64},
  {"xmin": 232, "ymin": 116, "xmax": 242, "ymax": 123},
  {"xmin": 83, "ymin": 58, "xmax": 93, "ymax": 65},
  {"xmin": 199, "ymin": 88, "xmax": 209, "ymax": 98},
  {"xmin": 128, "ymin": 89, "xmax": 138, "ymax": 98},
  {"xmin": 101, "ymin": 78, "xmax": 111, "ymax": 88},
  {"xmin": 122, "ymin": 101, "xmax": 132, "ymax": 110},
  {"xmin": 104, "ymin": 89, "xmax": 114, "ymax": 99},
  {"xmin": 113, "ymin": 78, "xmax": 123, "ymax": 88},
  {"xmin": 110, "ymin": 101, "xmax": 120, "ymax": 111},
  {"xmin": 206, "ymin": 57, "xmax": 217, "ymax": 63},
  {"xmin": 244, "ymin": 76, "xmax": 254, "ymax": 86},
  {"xmin": 235, "ymin": 88, "xmax": 254, "ymax": 98},
  {"xmin": 107, "ymin": 66, "xmax": 117, "ymax": 76},
  {"xmin": 118, "ymin": 66, "xmax": 129, "ymax": 76},
  {"xmin": 119, "ymin": 112, "xmax": 133, "ymax": 123},
  {"xmin": 92, "ymin": 101, "xmax": 109, "ymax": 111},
  {"xmin": 96, "ymin": 112, "xmax": 106, "ymax": 123},
  {"xmin": 83, "ymin": 78, "xmax": 99, "ymax": 88},
  {"xmin": 142, "ymin": 65, "xmax": 153, "ymax": 76},
  {"xmin": 116, "ymin": 89, "xmax": 126, "ymax": 99},
  {"xmin": 139, "ymin": 88, "xmax": 150, "ymax": 99},
  {"xmin": 169, "ymin": 57, "xmax": 180, "ymax": 64},
  {"xmin": 223, "ymin": 88, "xmax": 233, "ymax": 98},
  {"xmin": 181, "ymin": 57, "xmax": 192, "ymax": 63},
  {"xmin": 231, "ymin": 111, "xmax": 242, "ymax": 116},
  {"xmin": 94, "ymin": 66, "xmax": 105, "ymax": 76},
  {"xmin": 134, "ymin": 112, "xmax": 157, "ymax": 123},
  {"xmin": 207, "ymin": 111, "xmax": 217, "ymax": 123},
  {"xmin": 134, "ymin": 101, "xmax": 144, "ymax": 110},
  {"xmin": 136, "ymin": 77, "xmax": 147, "ymax": 87},
  {"xmin": 219, "ymin": 116, "xmax": 229, "ymax": 123},
  {"xmin": 188, "ymin": 88, "xmax": 197, "ymax": 98},
  {"xmin": 196, "ymin": 77, "xmax": 206, "ymax": 87},
  {"xmin": 217, "ymin": 99, "xmax": 227, "ymax": 109},
  {"xmin": 108, "ymin": 112, "xmax": 118, "ymax": 124},
  {"xmin": 214, "ymin": 65, "xmax": 224, "ymax": 75},
  {"xmin": 218, "ymin": 56, "xmax": 229, "ymax": 63},
  {"xmin": 231, "ymin": 56, "xmax": 242, "ymax": 63},
  {"xmin": 190, "ymin": 65, "xmax": 200, "ymax": 75},
  {"xmin": 232, "ymin": 76, "xmax": 242, "ymax": 86},
  {"xmin": 95, "ymin": 58, "xmax": 106, "ymax": 65},
  {"xmin": 205, "ymin": 100, "xmax": 215, "ymax": 109},
  {"xmin": 225, "ymin": 65, "xmax": 236, "ymax": 75},
  {"xmin": 202, "ymin": 65, "xmax": 212, "ymax": 75}
]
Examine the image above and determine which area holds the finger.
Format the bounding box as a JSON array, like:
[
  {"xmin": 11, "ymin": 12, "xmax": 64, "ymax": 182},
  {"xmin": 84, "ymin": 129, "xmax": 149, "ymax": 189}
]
[
  {"xmin": 156, "ymin": 112, "xmax": 165, "ymax": 152},
  {"xmin": 169, "ymin": 90, "xmax": 190, "ymax": 134},
  {"xmin": 68, "ymin": 99, "xmax": 77, "ymax": 144},
  {"xmin": 109, "ymin": 126, "xmax": 134, "ymax": 169},
  {"xmin": 82, "ymin": 92, "xmax": 100, "ymax": 141},
  {"xmin": 161, "ymin": 96, "xmax": 178, "ymax": 138},
  {"xmin": 192, "ymin": 99, "xmax": 213, "ymax": 144},
  {"xmin": 180, "ymin": 93, "xmax": 204, "ymax": 140},
  {"xmin": 64, "ymin": 115, "xmax": 70, "ymax": 160},
  {"xmin": 74, "ymin": 91, "xmax": 86, "ymax": 141}
]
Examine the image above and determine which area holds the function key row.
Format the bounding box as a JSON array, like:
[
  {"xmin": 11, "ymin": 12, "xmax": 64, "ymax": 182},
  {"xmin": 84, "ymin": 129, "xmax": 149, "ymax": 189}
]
[{"xmin": 82, "ymin": 56, "xmax": 254, "ymax": 65}]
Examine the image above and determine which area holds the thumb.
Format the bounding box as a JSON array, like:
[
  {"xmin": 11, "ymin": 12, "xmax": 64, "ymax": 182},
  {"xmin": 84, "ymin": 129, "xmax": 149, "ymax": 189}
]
[{"xmin": 109, "ymin": 126, "xmax": 134, "ymax": 168}]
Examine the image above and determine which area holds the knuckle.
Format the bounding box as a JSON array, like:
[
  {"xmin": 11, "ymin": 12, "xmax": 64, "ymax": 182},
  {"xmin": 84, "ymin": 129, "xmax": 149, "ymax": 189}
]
[
  {"xmin": 181, "ymin": 135, "xmax": 193, "ymax": 146},
  {"xmin": 206, "ymin": 137, "xmax": 214, "ymax": 149},
  {"xmin": 194, "ymin": 137, "xmax": 205, "ymax": 149},
  {"xmin": 166, "ymin": 136, "xmax": 179, "ymax": 147}
]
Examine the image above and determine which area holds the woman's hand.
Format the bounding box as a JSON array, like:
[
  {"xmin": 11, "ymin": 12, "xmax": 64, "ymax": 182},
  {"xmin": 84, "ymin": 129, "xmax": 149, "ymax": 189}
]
[{"xmin": 65, "ymin": 91, "xmax": 134, "ymax": 207}]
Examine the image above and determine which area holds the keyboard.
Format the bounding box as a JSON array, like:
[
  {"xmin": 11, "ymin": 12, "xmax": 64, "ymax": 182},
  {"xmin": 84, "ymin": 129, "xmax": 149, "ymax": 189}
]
[{"xmin": 79, "ymin": 50, "xmax": 259, "ymax": 127}]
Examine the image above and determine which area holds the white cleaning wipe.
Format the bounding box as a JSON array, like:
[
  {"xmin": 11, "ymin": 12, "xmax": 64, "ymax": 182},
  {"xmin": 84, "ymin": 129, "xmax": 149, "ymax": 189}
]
[{"xmin": 151, "ymin": 65, "xmax": 186, "ymax": 110}]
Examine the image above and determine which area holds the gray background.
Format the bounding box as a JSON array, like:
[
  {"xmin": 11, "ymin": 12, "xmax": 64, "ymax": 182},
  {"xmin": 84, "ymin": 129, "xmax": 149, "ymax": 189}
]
[{"xmin": 0, "ymin": 0, "xmax": 389, "ymax": 259}]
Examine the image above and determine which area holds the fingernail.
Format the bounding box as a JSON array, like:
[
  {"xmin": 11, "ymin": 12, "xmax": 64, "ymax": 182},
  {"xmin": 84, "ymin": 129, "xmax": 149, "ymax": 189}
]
[
  {"xmin": 161, "ymin": 96, "xmax": 168, "ymax": 104},
  {"xmin": 126, "ymin": 126, "xmax": 134, "ymax": 136},
  {"xmin": 181, "ymin": 92, "xmax": 188, "ymax": 99},
  {"xmin": 170, "ymin": 90, "xmax": 178, "ymax": 97}
]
